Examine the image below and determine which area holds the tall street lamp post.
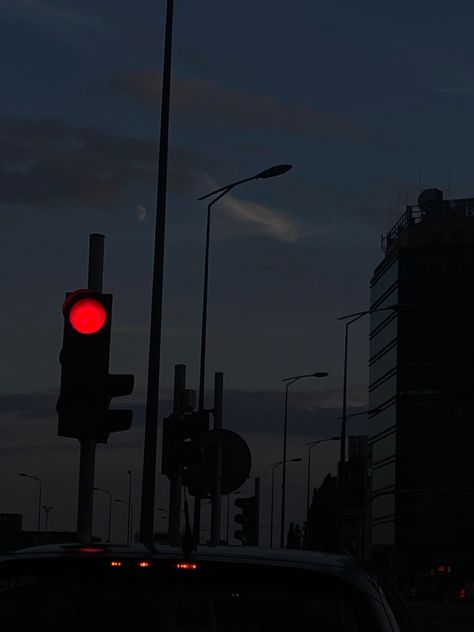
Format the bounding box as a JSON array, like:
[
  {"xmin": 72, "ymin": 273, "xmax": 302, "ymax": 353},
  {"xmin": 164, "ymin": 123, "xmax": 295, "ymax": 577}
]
[
  {"xmin": 196, "ymin": 164, "xmax": 292, "ymax": 413},
  {"xmin": 280, "ymin": 372, "xmax": 328, "ymax": 548},
  {"xmin": 337, "ymin": 304, "xmax": 406, "ymax": 549},
  {"xmin": 93, "ymin": 487, "xmax": 113, "ymax": 543},
  {"xmin": 18, "ymin": 473, "xmax": 43, "ymax": 532},
  {"xmin": 305, "ymin": 437, "xmax": 340, "ymax": 525},
  {"xmin": 194, "ymin": 164, "xmax": 292, "ymax": 542},
  {"xmin": 139, "ymin": 0, "xmax": 174, "ymax": 545},
  {"xmin": 270, "ymin": 458, "xmax": 302, "ymax": 548}
]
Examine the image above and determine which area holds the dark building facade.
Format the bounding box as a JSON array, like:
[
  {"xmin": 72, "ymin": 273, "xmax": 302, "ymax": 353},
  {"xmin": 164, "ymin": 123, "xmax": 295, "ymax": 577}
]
[
  {"xmin": 368, "ymin": 188, "xmax": 474, "ymax": 585},
  {"xmin": 304, "ymin": 436, "xmax": 371, "ymax": 555}
]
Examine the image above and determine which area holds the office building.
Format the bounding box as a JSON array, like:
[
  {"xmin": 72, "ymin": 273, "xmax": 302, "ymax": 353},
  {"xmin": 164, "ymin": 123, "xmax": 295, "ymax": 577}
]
[{"xmin": 368, "ymin": 188, "xmax": 474, "ymax": 584}]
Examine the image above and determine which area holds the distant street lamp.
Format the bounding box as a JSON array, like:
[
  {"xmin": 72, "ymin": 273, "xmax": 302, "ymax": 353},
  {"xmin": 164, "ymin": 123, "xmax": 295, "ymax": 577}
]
[
  {"xmin": 93, "ymin": 487, "xmax": 113, "ymax": 543},
  {"xmin": 18, "ymin": 473, "xmax": 43, "ymax": 532},
  {"xmin": 337, "ymin": 304, "xmax": 407, "ymax": 548},
  {"xmin": 280, "ymin": 372, "xmax": 329, "ymax": 548},
  {"xmin": 305, "ymin": 437, "xmax": 340, "ymax": 524},
  {"xmin": 270, "ymin": 458, "xmax": 302, "ymax": 548},
  {"xmin": 42, "ymin": 505, "xmax": 53, "ymax": 532}
]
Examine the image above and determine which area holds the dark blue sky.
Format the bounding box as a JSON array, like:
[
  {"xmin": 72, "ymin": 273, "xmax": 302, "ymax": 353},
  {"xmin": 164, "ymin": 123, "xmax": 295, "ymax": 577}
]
[{"xmin": 1, "ymin": 0, "xmax": 473, "ymax": 542}]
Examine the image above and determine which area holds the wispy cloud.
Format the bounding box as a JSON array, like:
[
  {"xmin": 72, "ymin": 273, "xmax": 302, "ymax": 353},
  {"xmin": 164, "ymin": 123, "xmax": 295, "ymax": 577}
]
[{"xmin": 220, "ymin": 195, "xmax": 300, "ymax": 242}]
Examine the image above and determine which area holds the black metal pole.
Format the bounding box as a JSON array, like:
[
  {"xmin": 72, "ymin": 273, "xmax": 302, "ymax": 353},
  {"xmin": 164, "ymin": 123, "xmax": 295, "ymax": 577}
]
[
  {"xmin": 306, "ymin": 445, "xmax": 311, "ymax": 526},
  {"xmin": 76, "ymin": 234, "xmax": 103, "ymax": 545},
  {"xmin": 270, "ymin": 466, "xmax": 276, "ymax": 548},
  {"xmin": 198, "ymin": 201, "xmax": 212, "ymax": 413},
  {"xmin": 127, "ymin": 470, "xmax": 132, "ymax": 544},
  {"xmin": 107, "ymin": 493, "xmax": 112, "ymax": 543},
  {"xmin": 139, "ymin": 0, "xmax": 174, "ymax": 545},
  {"xmin": 280, "ymin": 383, "xmax": 290, "ymax": 548},
  {"xmin": 339, "ymin": 322, "xmax": 349, "ymax": 550}
]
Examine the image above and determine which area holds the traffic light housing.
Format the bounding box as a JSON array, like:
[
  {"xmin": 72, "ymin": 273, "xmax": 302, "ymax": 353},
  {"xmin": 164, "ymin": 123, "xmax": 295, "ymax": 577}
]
[
  {"xmin": 161, "ymin": 411, "xmax": 210, "ymax": 479},
  {"xmin": 56, "ymin": 288, "xmax": 134, "ymax": 442},
  {"xmin": 234, "ymin": 495, "xmax": 258, "ymax": 545}
]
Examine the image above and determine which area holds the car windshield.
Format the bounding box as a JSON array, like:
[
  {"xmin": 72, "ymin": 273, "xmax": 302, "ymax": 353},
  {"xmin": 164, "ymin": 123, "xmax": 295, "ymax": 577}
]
[{"xmin": 1, "ymin": 560, "xmax": 375, "ymax": 631}]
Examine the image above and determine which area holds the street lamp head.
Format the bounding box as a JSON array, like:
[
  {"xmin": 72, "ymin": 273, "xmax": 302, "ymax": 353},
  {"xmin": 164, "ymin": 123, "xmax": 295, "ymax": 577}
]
[
  {"xmin": 255, "ymin": 164, "xmax": 293, "ymax": 179},
  {"xmin": 312, "ymin": 371, "xmax": 329, "ymax": 378},
  {"xmin": 291, "ymin": 458, "xmax": 303, "ymax": 462}
]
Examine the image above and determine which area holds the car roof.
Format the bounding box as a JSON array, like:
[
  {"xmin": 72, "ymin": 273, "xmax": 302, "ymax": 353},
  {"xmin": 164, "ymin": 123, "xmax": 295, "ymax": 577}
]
[{"xmin": 0, "ymin": 542, "xmax": 382, "ymax": 596}]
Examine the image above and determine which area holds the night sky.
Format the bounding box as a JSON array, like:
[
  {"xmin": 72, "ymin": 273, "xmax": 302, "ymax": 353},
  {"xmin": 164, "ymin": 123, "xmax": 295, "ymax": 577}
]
[{"xmin": 1, "ymin": 0, "xmax": 473, "ymax": 544}]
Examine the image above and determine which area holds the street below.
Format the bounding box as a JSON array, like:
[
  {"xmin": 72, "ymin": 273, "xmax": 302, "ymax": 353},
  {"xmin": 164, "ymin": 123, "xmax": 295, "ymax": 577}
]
[{"xmin": 408, "ymin": 602, "xmax": 474, "ymax": 631}]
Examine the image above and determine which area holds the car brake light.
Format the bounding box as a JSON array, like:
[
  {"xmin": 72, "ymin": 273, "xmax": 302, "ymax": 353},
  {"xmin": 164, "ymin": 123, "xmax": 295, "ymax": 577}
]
[{"xmin": 138, "ymin": 561, "xmax": 152, "ymax": 568}]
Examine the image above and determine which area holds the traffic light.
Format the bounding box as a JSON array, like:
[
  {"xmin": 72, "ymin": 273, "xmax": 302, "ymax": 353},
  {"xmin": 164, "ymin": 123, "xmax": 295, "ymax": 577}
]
[
  {"xmin": 161, "ymin": 411, "xmax": 210, "ymax": 479},
  {"xmin": 234, "ymin": 496, "xmax": 257, "ymax": 546},
  {"xmin": 56, "ymin": 288, "xmax": 134, "ymax": 442}
]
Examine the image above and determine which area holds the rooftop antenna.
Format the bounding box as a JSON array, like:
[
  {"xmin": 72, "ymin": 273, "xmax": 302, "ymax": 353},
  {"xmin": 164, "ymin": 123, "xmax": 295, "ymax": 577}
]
[{"xmin": 448, "ymin": 169, "xmax": 452, "ymax": 199}]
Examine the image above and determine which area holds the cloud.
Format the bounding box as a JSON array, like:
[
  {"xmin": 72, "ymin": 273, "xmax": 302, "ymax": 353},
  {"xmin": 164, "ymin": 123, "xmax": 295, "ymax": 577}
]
[
  {"xmin": 113, "ymin": 71, "xmax": 368, "ymax": 142},
  {"xmin": 220, "ymin": 195, "xmax": 300, "ymax": 242}
]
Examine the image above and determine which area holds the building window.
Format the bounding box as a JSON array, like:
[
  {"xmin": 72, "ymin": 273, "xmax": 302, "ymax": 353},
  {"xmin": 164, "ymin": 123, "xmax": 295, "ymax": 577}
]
[
  {"xmin": 433, "ymin": 232, "xmax": 444, "ymax": 243},
  {"xmin": 452, "ymin": 229, "xmax": 464, "ymax": 242}
]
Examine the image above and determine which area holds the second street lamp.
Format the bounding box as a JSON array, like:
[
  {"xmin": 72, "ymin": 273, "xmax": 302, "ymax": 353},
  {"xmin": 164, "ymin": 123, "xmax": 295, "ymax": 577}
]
[
  {"xmin": 280, "ymin": 372, "xmax": 329, "ymax": 548},
  {"xmin": 270, "ymin": 458, "xmax": 302, "ymax": 548},
  {"xmin": 94, "ymin": 487, "xmax": 113, "ymax": 543},
  {"xmin": 18, "ymin": 472, "xmax": 43, "ymax": 532},
  {"xmin": 196, "ymin": 163, "xmax": 293, "ymax": 412},
  {"xmin": 337, "ymin": 304, "xmax": 406, "ymax": 549}
]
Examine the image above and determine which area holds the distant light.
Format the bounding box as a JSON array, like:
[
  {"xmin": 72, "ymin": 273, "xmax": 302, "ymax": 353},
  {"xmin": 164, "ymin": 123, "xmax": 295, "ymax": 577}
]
[
  {"xmin": 110, "ymin": 560, "xmax": 122, "ymax": 567},
  {"xmin": 176, "ymin": 562, "xmax": 198, "ymax": 570},
  {"xmin": 69, "ymin": 298, "xmax": 107, "ymax": 334}
]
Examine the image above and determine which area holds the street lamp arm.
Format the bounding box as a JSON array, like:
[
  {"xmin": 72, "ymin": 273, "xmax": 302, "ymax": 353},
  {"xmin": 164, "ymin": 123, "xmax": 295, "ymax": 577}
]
[
  {"xmin": 197, "ymin": 164, "xmax": 292, "ymax": 201},
  {"xmin": 197, "ymin": 178, "xmax": 255, "ymax": 201},
  {"xmin": 306, "ymin": 436, "xmax": 340, "ymax": 448}
]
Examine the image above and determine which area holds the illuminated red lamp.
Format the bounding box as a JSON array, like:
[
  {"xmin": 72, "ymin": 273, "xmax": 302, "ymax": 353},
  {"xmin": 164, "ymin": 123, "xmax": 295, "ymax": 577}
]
[
  {"xmin": 69, "ymin": 298, "xmax": 107, "ymax": 334},
  {"xmin": 459, "ymin": 588, "xmax": 466, "ymax": 600},
  {"xmin": 138, "ymin": 561, "xmax": 152, "ymax": 568},
  {"xmin": 176, "ymin": 562, "xmax": 198, "ymax": 570}
]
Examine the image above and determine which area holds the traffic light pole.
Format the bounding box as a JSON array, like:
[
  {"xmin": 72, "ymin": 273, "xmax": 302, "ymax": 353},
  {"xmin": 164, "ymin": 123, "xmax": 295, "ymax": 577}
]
[
  {"xmin": 168, "ymin": 364, "xmax": 186, "ymax": 546},
  {"xmin": 210, "ymin": 372, "xmax": 223, "ymax": 546},
  {"xmin": 76, "ymin": 233, "xmax": 104, "ymax": 545}
]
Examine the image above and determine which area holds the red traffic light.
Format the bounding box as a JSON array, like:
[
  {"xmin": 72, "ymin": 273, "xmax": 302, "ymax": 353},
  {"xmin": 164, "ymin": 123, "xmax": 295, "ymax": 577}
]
[{"xmin": 69, "ymin": 297, "xmax": 107, "ymax": 334}]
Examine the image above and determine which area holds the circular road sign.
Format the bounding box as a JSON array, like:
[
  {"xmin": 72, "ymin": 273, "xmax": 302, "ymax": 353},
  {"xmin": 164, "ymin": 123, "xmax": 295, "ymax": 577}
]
[{"xmin": 184, "ymin": 428, "xmax": 251, "ymax": 496}]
